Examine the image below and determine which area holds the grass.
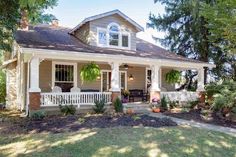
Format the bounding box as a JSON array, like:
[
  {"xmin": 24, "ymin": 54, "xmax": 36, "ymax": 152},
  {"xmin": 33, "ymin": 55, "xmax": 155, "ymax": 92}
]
[{"xmin": 0, "ymin": 126, "xmax": 235, "ymax": 157}]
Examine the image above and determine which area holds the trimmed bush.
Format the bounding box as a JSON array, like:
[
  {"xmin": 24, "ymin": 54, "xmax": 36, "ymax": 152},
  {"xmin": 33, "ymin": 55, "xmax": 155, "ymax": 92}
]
[
  {"xmin": 161, "ymin": 96, "xmax": 168, "ymax": 111},
  {"xmin": 93, "ymin": 99, "xmax": 106, "ymax": 113},
  {"xmin": 59, "ymin": 105, "xmax": 76, "ymax": 116},
  {"xmin": 114, "ymin": 97, "xmax": 123, "ymax": 113},
  {"xmin": 31, "ymin": 111, "xmax": 46, "ymax": 120}
]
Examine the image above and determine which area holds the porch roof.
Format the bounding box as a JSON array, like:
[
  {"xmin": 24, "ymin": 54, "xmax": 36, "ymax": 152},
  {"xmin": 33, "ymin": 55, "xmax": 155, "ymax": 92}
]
[{"xmin": 16, "ymin": 25, "xmax": 208, "ymax": 65}]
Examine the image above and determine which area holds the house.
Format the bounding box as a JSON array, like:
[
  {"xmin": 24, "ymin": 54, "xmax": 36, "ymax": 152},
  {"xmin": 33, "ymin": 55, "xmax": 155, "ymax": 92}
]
[{"xmin": 4, "ymin": 10, "xmax": 214, "ymax": 114}]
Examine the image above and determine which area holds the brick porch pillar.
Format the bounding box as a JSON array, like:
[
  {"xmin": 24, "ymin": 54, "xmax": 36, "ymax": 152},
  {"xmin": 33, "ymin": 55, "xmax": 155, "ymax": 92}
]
[
  {"xmin": 29, "ymin": 92, "xmax": 41, "ymax": 110},
  {"xmin": 29, "ymin": 57, "xmax": 41, "ymax": 111},
  {"xmin": 150, "ymin": 64, "xmax": 161, "ymax": 102},
  {"xmin": 111, "ymin": 92, "xmax": 121, "ymax": 103}
]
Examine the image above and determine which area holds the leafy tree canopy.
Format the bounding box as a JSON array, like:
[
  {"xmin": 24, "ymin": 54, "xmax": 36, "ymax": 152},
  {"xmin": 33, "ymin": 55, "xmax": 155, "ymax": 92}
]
[
  {"xmin": 148, "ymin": 0, "xmax": 236, "ymax": 83},
  {"xmin": 0, "ymin": 0, "xmax": 58, "ymax": 53}
]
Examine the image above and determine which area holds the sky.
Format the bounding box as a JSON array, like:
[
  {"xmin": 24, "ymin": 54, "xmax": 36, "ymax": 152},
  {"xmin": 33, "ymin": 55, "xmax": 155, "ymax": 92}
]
[{"xmin": 46, "ymin": 0, "xmax": 166, "ymax": 46}]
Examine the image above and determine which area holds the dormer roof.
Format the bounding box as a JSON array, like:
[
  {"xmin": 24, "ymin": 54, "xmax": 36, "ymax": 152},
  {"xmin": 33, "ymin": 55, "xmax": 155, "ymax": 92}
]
[{"xmin": 69, "ymin": 9, "xmax": 144, "ymax": 34}]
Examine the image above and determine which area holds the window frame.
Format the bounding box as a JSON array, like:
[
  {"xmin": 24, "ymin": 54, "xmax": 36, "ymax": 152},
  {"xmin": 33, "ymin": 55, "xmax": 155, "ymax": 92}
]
[
  {"xmin": 52, "ymin": 61, "xmax": 77, "ymax": 90},
  {"xmin": 96, "ymin": 22, "xmax": 131, "ymax": 50}
]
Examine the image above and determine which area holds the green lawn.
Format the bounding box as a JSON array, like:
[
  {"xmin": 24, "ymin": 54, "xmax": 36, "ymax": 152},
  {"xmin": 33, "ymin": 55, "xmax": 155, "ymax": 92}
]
[{"xmin": 0, "ymin": 126, "xmax": 235, "ymax": 157}]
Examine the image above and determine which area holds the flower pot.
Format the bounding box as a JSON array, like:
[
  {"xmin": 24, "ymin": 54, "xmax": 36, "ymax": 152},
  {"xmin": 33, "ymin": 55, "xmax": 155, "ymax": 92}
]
[
  {"xmin": 152, "ymin": 108, "xmax": 160, "ymax": 113},
  {"xmin": 126, "ymin": 108, "xmax": 134, "ymax": 114}
]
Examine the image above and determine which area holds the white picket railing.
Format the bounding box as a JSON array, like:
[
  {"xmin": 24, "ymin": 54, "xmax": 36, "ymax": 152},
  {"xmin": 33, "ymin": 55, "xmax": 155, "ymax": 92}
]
[
  {"xmin": 161, "ymin": 91, "xmax": 199, "ymax": 102},
  {"xmin": 40, "ymin": 92, "xmax": 112, "ymax": 106}
]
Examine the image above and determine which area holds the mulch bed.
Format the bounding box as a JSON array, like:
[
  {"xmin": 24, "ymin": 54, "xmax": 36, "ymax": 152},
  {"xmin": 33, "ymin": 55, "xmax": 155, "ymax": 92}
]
[
  {"xmin": 0, "ymin": 114, "xmax": 177, "ymax": 134},
  {"xmin": 164, "ymin": 109, "xmax": 236, "ymax": 129}
]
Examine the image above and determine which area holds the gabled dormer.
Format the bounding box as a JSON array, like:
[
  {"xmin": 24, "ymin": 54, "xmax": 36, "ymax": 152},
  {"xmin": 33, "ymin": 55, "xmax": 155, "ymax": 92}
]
[{"xmin": 69, "ymin": 10, "xmax": 144, "ymax": 50}]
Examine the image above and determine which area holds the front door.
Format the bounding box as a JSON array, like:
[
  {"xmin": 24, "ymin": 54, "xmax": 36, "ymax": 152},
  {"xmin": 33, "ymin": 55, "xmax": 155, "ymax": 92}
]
[{"xmin": 101, "ymin": 70, "xmax": 127, "ymax": 92}]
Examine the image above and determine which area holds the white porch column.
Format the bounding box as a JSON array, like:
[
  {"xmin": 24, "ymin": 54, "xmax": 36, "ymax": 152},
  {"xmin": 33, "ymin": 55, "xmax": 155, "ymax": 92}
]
[
  {"xmin": 150, "ymin": 64, "xmax": 161, "ymax": 102},
  {"xmin": 110, "ymin": 62, "xmax": 121, "ymax": 92},
  {"xmin": 29, "ymin": 57, "xmax": 41, "ymax": 92},
  {"xmin": 197, "ymin": 67, "xmax": 205, "ymax": 91},
  {"xmin": 109, "ymin": 62, "xmax": 121, "ymax": 103},
  {"xmin": 150, "ymin": 64, "xmax": 161, "ymax": 92}
]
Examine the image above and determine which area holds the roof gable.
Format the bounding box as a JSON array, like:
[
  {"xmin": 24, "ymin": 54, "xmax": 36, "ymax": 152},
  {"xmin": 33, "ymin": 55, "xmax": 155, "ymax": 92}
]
[{"xmin": 69, "ymin": 10, "xmax": 144, "ymax": 34}]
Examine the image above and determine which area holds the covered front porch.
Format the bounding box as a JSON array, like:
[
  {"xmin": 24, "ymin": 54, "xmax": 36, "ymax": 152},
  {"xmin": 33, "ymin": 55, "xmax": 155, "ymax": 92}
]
[
  {"xmin": 22, "ymin": 48, "xmax": 213, "ymax": 112},
  {"xmin": 26, "ymin": 59, "xmax": 206, "ymax": 109}
]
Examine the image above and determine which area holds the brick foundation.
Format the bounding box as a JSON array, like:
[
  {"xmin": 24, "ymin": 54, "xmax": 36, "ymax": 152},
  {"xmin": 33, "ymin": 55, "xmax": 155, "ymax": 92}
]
[
  {"xmin": 150, "ymin": 91, "xmax": 161, "ymax": 102},
  {"xmin": 29, "ymin": 92, "xmax": 41, "ymax": 111},
  {"xmin": 111, "ymin": 92, "xmax": 121, "ymax": 103}
]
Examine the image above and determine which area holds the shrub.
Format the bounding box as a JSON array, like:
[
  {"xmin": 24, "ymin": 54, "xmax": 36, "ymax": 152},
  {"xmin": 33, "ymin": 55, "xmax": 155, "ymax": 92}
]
[
  {"xmin": 161, "ymin": 96, "xmax": 168, "ymax": 111},
  {"xmin": 206, "ymin": 79, "xmax": 236, "ymax": 114},
  {"xmin": 0, "ymin": 70, "xmax": 6, "ymax": 103},
  {"xmin": 31, "ymin": 111, "xmax": 46, "ymax": 120},
  {"xmin": 59, "ymin": 105, "xmax": 76, "ymax": 116},
  {"xmin": 93, "ymin": 99, "xmax": 106, "ymax": 113},
  {"xmin": 114, "ymin": 97, "xmax": 123, "ymax": 112},
  {"xmin": 186, "ymin": 100, "xmax": 199, "ymax": 109}
]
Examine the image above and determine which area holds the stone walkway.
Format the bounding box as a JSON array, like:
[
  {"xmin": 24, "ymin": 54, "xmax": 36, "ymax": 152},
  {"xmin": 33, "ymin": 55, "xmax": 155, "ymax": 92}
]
[{"xmin": 149, "ymin": 113, "xmax": 236, "ymax": 137}]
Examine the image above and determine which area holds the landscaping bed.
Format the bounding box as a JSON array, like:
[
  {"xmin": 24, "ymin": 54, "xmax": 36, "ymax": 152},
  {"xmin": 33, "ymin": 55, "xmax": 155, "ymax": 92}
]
[
  {"xmin": 164, "ymin": 108, "xmax": 236, "ymax": 128},
  {"xmin": 0, "ymin": 111, "xmax": 177, "ymax": 134}
]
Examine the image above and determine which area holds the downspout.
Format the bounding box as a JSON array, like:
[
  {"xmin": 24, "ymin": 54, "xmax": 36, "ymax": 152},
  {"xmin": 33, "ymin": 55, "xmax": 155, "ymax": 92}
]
[{"xmin": 26, "ymin": 58, "xmax": 31, "ymax": 116}]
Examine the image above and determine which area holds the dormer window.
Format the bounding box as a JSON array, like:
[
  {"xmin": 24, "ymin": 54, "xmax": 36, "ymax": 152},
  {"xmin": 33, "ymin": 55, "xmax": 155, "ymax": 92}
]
[
  {"xmin": 109, "ymin": 23, "xmax": 119, "ymax": 46},
  {"xmin": 97, "ymin": 23, "xmax": 130, "ymax": 49}
]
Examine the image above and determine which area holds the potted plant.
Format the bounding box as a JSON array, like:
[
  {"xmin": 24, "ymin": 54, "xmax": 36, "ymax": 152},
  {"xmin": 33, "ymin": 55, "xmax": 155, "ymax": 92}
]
[
  {"xmin": 151, "ymin": 98, "xmax": 161, "ymax": 113},
  {"xmin": 122, "ymin": 90, "xmax": 130, "ymax": 103},
  {"xmin": 126, "ymin": 108, "xmax": 134, "ymax": 114}
]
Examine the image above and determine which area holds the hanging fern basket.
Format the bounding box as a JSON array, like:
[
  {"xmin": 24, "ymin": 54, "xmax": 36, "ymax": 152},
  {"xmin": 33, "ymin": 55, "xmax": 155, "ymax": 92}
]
[
  {"xmin": 165, "ymin": 69, "xmax": 181, "ymax": 84},
  {"xmin": 80, "ymin": 62, "xmax": 101, "ymax": 83}
]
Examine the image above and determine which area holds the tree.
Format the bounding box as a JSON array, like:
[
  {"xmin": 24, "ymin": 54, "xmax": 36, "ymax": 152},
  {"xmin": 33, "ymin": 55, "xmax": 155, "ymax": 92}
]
[
  {"xmin": 201, "ymin": 0, "xmax": 236, "ymax": 54},
  {"xmin": 148, "ymin": 0, "xmax": 231, "ymax": 85},
  {"xmin": 0, "ymin": 0, "xmax": 58, "ymax": 54},
  {"xmin": 201, "ymin": 0, "xmax": 236, "ymax": 80}
]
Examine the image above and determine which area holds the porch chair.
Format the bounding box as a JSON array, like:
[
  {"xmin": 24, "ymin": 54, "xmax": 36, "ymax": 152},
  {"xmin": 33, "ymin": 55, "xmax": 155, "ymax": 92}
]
[
  {"xmin": 70, "ymin": 87, "xmax": 81, "ymax": 105},
  {"xmin": 52, "ymin": 86, "xmax": 62, "ymax": 93},
  {"xmin": 70, "ymin": 87, "xmax": 81, "ymax": 93}
]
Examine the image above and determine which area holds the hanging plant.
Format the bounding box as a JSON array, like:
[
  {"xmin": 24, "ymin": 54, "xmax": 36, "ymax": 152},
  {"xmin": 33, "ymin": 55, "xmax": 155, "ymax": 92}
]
[
  {"xmin": 165, "ymin": 69, "xmax": 181, "ymax": 84},
  {"xmin": 80, "ymin": 62, "xmax": 101, "ymax": 83}
]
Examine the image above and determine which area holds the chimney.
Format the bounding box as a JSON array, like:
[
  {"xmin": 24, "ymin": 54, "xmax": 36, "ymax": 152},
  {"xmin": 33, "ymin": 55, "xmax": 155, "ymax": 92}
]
[
  {"xmin": 51, "ymin": 18, "xmax": 59, "ymax": 27},
  {"xmin": 20, "ymin": 9, "xmax": 29, "ymax": 30}
]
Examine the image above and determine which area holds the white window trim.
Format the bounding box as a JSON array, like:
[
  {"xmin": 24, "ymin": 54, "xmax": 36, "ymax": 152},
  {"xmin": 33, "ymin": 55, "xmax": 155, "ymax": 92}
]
[
  {"xmin": 100, "ymin": 70, "xmax": 127, "ymax": 92},
  {"xmin": 96, "ymin": 23, "xmax": 131, "ymax": 50},
  {"xmin": 145, "ymin": 67, "xmax": 162, "ymax": 92},
  {"xmin": 52, "ymin": 61, "xmax": 77, "ymax": 89}
]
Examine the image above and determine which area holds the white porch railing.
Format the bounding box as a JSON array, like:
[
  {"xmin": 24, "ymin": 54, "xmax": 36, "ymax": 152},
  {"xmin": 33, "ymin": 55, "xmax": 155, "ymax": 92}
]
[
  {"xmin": 40, "ymin": 92, "xmax": 112, "ymax": 107},
  {"xmin": 161, "ymin": 91, "xmax": 199, "ymax": 102}
]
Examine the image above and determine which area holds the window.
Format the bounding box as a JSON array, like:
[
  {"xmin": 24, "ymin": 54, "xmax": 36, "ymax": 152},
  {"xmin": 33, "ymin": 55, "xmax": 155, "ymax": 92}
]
[
  {"xmin": 98, "ymin": 30, "xmax": 107, "ymax": 46},
  {"xmin": 52, "ymin": 62, "xmax": 77, "ymax": 92},
  {"xmin": 109, "ymin": 33, "xmax": 119, "ymax": 46},
  {"xmin": 109, "ymin": 24, "xmax": 119, "ymax": 46},
  {"xmin": 146, "ymin": 69, "xmax": 152, "ymax": 92},
  {"xmin": 122, "ymin": 35, "xmax": 129, "ymax": 47},
  {"xmin": 97, "ymin": 23, "xmax": 130, "ymax": 49}
]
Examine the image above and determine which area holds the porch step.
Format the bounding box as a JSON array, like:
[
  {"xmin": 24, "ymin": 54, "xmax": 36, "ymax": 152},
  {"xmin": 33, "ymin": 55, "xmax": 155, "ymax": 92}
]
[{"xmin": 123, "ymin": 103, "xmax": 151, "ymax": 113}]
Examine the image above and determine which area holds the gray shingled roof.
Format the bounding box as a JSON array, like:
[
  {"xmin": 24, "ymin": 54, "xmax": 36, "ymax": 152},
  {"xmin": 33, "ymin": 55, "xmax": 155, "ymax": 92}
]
[{"xmin": 15, "ymin": 25, "xmax": 203, "ymax": 63}]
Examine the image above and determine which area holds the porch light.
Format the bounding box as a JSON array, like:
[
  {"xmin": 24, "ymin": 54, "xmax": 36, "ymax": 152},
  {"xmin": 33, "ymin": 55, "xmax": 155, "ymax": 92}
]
[
  {"xmin": 124, "ymin": 64, "xmax": 129, "ymax": 70},
  {"xmin": 129, "ymin": 74, "xmax": 134, "ymax": 81},
  {"xmin": 97, "ymin": 76, "xmax": 101, "ymax": 80}
]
